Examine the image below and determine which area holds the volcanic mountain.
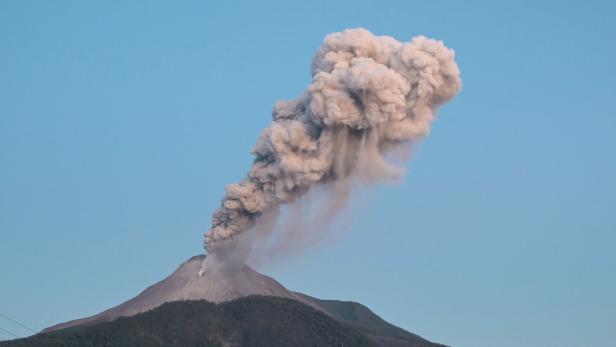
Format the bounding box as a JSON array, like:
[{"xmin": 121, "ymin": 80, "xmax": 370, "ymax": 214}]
[
  {"xmin": 43, "ymin": 255, "xmax": 304, "ymax": 332},
  {"xmin": 4, "ymin": 256, "xmax": 446, "ymax": 347}
]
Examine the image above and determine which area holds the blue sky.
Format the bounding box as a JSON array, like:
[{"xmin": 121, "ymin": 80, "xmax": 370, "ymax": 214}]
[{"xmin": 1, "ymin": 1, "xmax": 615, "ymax": 346}]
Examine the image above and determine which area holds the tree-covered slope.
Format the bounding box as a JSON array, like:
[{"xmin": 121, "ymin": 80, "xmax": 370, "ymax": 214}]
[
  {"xmin": 296, "ymin": 293, "xmax": 447, "ymax": 347},
  {"xmin": 1, "ymin": 296, "xmax": 377, "ymax": 347}
]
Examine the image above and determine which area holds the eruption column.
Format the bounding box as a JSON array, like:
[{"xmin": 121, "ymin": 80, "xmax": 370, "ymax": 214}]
[{"xmin": 205, "ymin": 28, "xmax": 461, "ymax": 256}]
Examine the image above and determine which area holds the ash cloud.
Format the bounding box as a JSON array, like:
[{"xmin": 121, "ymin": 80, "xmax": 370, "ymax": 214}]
[{"xmin": 204, "ymin": 28, "xmax": 461, "ymax": 260}]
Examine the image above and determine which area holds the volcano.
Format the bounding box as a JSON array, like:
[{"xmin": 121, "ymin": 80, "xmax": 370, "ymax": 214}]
[
  {"xmin": 43, "ymin": 255, "xmax": 308, "ymax": 332},
  {"xmin": 7, "ymin": 256, "xmax": 446, "ymax": 347}
]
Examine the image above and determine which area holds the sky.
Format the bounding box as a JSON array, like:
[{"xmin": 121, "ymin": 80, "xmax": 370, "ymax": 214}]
[{"xmin": 1, "ymin": 1, "xmax": 615, "ymax": 346}]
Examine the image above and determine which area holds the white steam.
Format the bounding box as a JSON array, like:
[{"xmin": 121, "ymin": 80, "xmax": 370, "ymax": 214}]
[{"xmin": 205, "ymin": 28, "xmax": 461, "ymax": 258}]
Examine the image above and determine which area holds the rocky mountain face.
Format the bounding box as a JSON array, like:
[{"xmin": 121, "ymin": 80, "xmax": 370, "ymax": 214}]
[{"xmin": 43, "ymin": 255, "xmax": 307, "ymax": 333}]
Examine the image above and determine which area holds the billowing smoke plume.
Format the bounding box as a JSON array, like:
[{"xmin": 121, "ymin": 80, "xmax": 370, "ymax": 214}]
[{"xmin": 205, "ymin": 28, "xmax": 461, "ymax": 256}]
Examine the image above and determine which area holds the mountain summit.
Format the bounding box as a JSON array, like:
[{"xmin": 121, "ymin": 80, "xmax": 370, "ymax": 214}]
[{"xmin": 44, "ymin": 255, "xmax": 306, "ymax": 332}]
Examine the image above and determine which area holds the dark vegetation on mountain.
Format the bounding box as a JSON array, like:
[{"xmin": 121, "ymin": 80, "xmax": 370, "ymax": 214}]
[
  {"xmin": 296, "ymin": 293, "xmax": 446, "ymax": 347},
  {"xmin": 1, "ymin": 296, "xmax": 445, "ymax": 347}
]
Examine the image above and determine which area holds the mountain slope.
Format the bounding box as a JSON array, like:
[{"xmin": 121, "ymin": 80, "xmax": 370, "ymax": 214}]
[
  {"xmin": 1, "ymin": 297, "xmax": 377, "ymax": 347},
  {"xmin": 297, "ymin": 293, "xmax": 446, "ymax": 347}
]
